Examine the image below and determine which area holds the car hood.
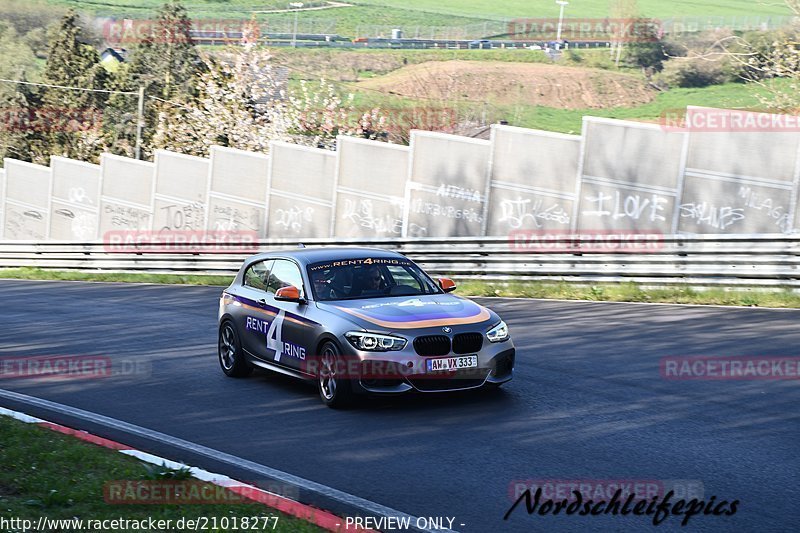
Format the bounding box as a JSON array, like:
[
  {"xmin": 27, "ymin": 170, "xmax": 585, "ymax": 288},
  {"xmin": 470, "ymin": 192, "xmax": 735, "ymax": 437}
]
[{"xmin": 317, "ymin": 293, "xmax": 496, "ymax": 332}]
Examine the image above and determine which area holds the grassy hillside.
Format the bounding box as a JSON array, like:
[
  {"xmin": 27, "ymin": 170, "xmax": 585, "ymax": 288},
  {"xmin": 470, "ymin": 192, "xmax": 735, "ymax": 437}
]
[
  {"xmin": 348, "ymin": 77, "xmax": 778, "ymax": 135},
  {"xmin": 31, "ymin": 0, "xmax": 795, "ymax": 41},
  {"xmin": 44, "ymin": 0, "xmax": 794, "ymax": 18},
  {"xmin": 352, "ymin": 0, "xmax": 793, "ymax": 19}
]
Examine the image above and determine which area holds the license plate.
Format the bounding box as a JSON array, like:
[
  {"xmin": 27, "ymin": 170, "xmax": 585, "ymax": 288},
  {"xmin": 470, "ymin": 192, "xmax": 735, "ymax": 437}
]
[{"xmin": 427, "ymin": 355, "xmax": 478, "ymax": 372}]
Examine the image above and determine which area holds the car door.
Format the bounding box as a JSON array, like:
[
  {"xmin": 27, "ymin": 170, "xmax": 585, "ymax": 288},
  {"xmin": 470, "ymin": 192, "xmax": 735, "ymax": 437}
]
[
  {"xmin": 263, "ymin": 259, "xmax": 311, "ymax": 371},
  {"xmin": 238, "ymin": 259, "xmax": 275, "ymax": 359}
]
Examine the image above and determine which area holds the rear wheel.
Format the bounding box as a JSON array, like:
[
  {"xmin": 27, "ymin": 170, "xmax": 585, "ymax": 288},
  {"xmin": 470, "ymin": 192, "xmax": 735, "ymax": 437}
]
[
  {"xmin": 218, "ymin": 321, "xmax": 253, "ymax": 378},
  {"xmin": 318, "ymin": 341, "xmax": 354, "ymax": 408}
]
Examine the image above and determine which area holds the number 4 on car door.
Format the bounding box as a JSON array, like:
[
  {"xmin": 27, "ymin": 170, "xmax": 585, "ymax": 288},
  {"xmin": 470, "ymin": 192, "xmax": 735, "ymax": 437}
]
[{"xmin": 267, "ymin": 310, "xmax": 285, "ymax": 362}]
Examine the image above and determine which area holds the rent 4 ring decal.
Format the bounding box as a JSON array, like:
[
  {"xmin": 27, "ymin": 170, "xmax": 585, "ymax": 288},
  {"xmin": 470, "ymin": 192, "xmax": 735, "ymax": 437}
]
[{"xmin": 246, "ymin": 314, "xmax": 306, "ymax": 361}]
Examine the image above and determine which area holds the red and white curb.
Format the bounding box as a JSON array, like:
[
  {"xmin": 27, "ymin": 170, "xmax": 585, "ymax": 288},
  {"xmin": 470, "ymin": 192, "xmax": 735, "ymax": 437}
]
[{"xmin": 0, "ymin": 406, "xmax": 373, "ymax": 533}]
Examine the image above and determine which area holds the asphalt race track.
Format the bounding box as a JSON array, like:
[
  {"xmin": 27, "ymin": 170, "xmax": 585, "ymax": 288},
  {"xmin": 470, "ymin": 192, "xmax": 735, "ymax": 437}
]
[{"xmin": 1, "ymin": 279, "xmax": 798, "ymax": 532}]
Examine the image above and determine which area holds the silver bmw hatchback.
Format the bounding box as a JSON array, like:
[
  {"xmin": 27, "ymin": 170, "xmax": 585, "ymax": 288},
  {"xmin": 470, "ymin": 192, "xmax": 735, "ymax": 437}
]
[{"xmin": 218, "ymin": 247, "xmax": 515, "ymax": 408}]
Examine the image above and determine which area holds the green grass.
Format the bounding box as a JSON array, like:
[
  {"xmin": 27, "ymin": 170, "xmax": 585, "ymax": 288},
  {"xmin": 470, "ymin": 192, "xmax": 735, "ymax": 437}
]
[
  {"xmin": 3, "ymin": 267, "xmax": 800, "ymax": 308},
  {"xmin": 499, "ymin": 80, "xmax": 772, "ymax": 134},
  {"xmin": 270, "ymin": 47, "xmax": 585, "ymax": 83},
  {"xmin": 352, "ymin": 0, "xmax": 794, "ymax": 19},
  {"xmin": 40, "ymin": 0, "xmax": 487, "ymax": 37},
  {"xmin": 42, "ymin": 0, "xmax": 795, "ymax": 19},
  {"xmin": 0, "ymin": 267, "xmax": 233, "ymax": 286},
  {"xmin": 271, "ymin": 46, "xmax": 783, "ymax": 135},
  {"xmin": 457, "ymin": 280, "xmax": 800, "ymax": 308},
  {"xmin": 35, "ymin": 0, "xmax": 796, "ymax": 40},
  {"xmin": 0, "ymin": 416, "xmax": 320, "ymax": 532},
  {"xmin": 345, "ymin": 73, "xmax": 785, "ymax": 135},
  {"xmin": 39, "ymin": 0, "xmax": 328, "ymax": 15}
]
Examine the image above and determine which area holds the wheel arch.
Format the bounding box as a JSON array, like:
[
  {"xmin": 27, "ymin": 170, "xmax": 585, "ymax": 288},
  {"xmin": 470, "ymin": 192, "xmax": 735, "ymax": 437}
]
[{"xmin": 315, "ymin": 332, "xmax": 343, "ymax": 356}]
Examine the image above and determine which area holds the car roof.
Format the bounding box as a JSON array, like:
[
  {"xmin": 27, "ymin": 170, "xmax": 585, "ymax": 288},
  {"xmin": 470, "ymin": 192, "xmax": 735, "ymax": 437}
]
[{"xmin": 244, "ymin": 246, "xmax": 406, "ymax": 266}]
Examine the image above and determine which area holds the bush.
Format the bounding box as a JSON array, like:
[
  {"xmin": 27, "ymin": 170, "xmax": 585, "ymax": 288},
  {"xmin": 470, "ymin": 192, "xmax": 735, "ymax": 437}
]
[
  {"xmin": 566, "ymin": 49, "xmax": 584, "ymax": 63},
  {"xmin": 660, "ymin": 38, "xmax": 689, "ymax": 59},
  {"xmin": 659, "ymin": 57, "xmax": 730, "ymax": 88},
  {"xmin": 657, "ymin": 29, "xmax": 745, "ymax": 85},
  {"xmin": 738, "ymin": 27, "xmax": 800, "ymax": 82}
]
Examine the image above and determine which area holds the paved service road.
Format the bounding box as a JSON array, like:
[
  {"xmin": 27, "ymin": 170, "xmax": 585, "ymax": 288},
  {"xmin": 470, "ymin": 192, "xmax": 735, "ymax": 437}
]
[{"xmin": 1, "ymin": 280, "xmax": 798, "ymax": 532}]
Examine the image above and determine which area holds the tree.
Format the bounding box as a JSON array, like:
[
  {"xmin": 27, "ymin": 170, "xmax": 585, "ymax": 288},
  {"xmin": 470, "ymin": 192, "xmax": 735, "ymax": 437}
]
[
  {"xmin": 153, "ymin": 20, "xmax": 388, "ymax": 156},
  {"xmin": 285, "ymin": 78, "xmax": 388, "ymax": 149},
  {"xmin": 152, "ymin": 20, "xmax": 293, "ymax": 156},
  {"xmin": 0, "ymin": 21, "xmax": 40, "ymax": 102},
  {"xmin": 623, "ymin": 18, "xmax": 667, "ymax": 73},
  {"xmin": 17, "ymin": 9, "xmax": 109, "ymax": 163},
  {"xmin": 0, "ymin": 81, "xmax": 41, "ymax": 162},
  {"xmin": 108, "ymin": 0, "xmax": 206, "ymax": 158},
  {"xmin": 125, "ymin": 0, "xmax": 204, "ymax": 100},
  {"xmin": 0, "ymin": 20, "xmax": 39, "ymax": 162},
  {"xmin": 743, "ymin": 2, "xmax": 800, "ymax": 112},
  {"xmin": 680, "ymin": 1, "xmax": 800, "ymax": 111}
]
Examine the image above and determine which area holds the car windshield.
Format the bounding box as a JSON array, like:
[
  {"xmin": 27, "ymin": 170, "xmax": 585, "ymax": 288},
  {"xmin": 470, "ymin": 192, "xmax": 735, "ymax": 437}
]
[{"xmin": 308, "ymin": 257, "xmax": 442, "ymax": 301}]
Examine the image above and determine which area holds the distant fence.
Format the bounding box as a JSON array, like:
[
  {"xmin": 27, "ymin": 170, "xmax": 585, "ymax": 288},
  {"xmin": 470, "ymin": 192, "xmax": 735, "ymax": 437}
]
[
  {"xmin": 350, "ymin": 15, "xmax": 793, "ymax": 40},
  {"xmin": 2, "ymin": 235, "xmax": 800, "ymax": 288},
  {"xmin": 149, "ymin": 15, "xmax": 796, "ymax": 43},
  {"xmin": 2, "ymin": 107, "xmax": 800, "ymax": 243}
]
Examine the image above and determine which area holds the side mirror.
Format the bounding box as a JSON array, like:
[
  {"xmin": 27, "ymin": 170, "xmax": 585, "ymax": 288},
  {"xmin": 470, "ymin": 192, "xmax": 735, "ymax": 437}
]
[
  {"xmin": 438, "ymin": 277, "xmax": 457, "ymax": 293},
  {"xmin": 275, "ymin": 285, "xmax": 304, "ymax": 303}
]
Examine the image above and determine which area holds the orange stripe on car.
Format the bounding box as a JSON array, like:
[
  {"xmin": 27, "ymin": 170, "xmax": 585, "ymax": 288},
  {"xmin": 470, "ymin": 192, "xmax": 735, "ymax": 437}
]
[{"xmin": 335, "ymin": 306, "xmax": 491, "ymax": 329}]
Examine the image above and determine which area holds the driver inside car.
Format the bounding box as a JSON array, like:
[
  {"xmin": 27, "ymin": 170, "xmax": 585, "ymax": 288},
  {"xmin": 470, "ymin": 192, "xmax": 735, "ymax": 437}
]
[{"xmin": 354, "ymin": 265, "xmax": 387, "ymax": 297}]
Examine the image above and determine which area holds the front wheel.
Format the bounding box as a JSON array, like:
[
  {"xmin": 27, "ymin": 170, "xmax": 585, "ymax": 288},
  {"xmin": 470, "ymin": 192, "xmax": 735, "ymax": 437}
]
[
  {"xmin": 317, "ymin": 341, "xmax": 354, "ymax": 408},
  {"xmin": 218, "ymin": 321, "xmax": 253, "ymax": 378}
]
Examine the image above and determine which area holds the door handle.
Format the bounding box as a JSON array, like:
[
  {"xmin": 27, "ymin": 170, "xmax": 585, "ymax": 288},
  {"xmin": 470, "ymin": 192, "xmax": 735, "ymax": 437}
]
[{"xmin": 257, "ymin": 298, "xmax": 268, "ymax": 307}]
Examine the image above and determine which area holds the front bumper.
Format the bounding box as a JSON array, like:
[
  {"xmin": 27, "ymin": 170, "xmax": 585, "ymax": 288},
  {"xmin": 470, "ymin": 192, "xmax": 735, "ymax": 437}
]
[{"xmin": 338, "ymin": 332, "xmax": 515, "ymax": 394}]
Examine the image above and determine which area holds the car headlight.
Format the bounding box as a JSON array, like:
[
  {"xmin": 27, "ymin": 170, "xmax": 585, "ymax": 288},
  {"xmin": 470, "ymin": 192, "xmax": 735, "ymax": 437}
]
[
  {"xmin": 345, "ymin": 331, "xmax": 407, "ymax": 352},
  {"xmin": 486, "ymin": 320, "xmax": 509, "ymax": 343}
]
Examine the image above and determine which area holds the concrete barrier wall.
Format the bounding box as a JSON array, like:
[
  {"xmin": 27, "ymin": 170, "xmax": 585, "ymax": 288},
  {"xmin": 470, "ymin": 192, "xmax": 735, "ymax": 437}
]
[
  {"xmin": 487, "ymin": 125, "xmax": 580, "ymax": 235},
  {"xmin": 678, "ymin": 107, "xmax": 800, "ymax": 235},
  {"xmin": 206, "ymin": 146, "xmax": 269, "ymax": 236},
  {"xmin": 153, "ymin": 150, "xmax": 209, "ymax": 233},
  {"xmin": 333, "ymin": 136, "xmax": 409, "ymax": 238},
  {"xmin": 5, "ymin": 108, "xmax": 800, "ymax": 241},
  {"xmin": 50, "ymin": 156, "xmax": 101, "ymax": 240},
  {"xmin": 268, "ymin": 141, "xmax": 336, "ymax": 238},
  {"xmin": 2, "ymin": 159, "xmax": 51, "ymax": 240},
  {"xmin": 405, "ymin": 130, "xmax": 490, "ymax": 237},
  {"xmin": 99, "ymin": 154, "xmax": 155, "ymax": 237},
  {"xmin": 0, "ymin": 169, "xmax": 5, "ymax": 239},
  {"xmin": 576, "ymin": 117, "xmax": 686, "ymax": 233}
]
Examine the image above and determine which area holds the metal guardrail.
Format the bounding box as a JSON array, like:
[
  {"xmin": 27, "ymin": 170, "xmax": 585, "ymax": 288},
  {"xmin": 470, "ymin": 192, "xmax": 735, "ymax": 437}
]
[{"xmin": 1, "ymin": 235, "xmax": 800, "ymax": 288}]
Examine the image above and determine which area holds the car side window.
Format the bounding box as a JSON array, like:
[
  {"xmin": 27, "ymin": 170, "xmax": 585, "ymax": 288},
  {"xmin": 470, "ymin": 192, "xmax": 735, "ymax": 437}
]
[
  {"xmin": 267, "ymin": 259, "xmax": 305, "ymax": 296},
  {"xmin": 243, "ymin": 260, "xmax": 273, "ymax": 291}
]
